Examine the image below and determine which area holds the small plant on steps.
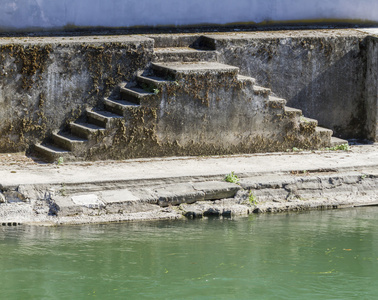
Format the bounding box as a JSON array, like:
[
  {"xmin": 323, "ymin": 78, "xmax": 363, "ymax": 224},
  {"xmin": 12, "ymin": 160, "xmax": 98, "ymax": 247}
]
[
  {"xmin": 224, "ymin": 171, "xmax": 240, "ymax": 184},
  {"xmin": 248, "ymin": 191, "xmax": 258, "ymax": 205}
]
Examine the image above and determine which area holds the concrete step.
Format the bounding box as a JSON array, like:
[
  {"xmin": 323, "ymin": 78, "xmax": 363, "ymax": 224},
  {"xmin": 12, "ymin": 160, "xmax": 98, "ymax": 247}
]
[
  {"xmin": 331, "ymin": 136, "xmax": 349, "ymax": 146},
  {"xmin": 284, "ymin": 106, "xmax": 302, "ymax": 117},
  {"xmin": 52, "ymin": 132, "xmax": 87, "ymax": 152},
  {"xmin": 70, "ymin": 122, "xmax": 106, "ymax": 139},
  {"xmin": 300, "ymin": 116, "xmax": 318, "ymax": 126},
  {"xmin": 151, "ymin": 62, "xmax": 239, "ymax": 80},
  {"xmin": 299, "ymin": 117, "xmax": 318, "ymax": 134},
  {"xmin": 315, "ymin": 126, "xmax": 333, "ymax": 136},
  {"xmin": 34, "ymin": 143, "xmax": 72, "ymax": 163},
  {"xmin": 103, "ymin": 98, "xmax": 140, "ymax": 115},
  {"xmin": 253, "ymin": 85, "xmax": 271, "ymax": 97},
  {"xmin": 120, "ymin": 86, "xmax": 155, "ymax": 104},
  {"xmin": 136, "ymin": 74, "xmax": 170, "ymax": 88},
  {"xmin": 237, "ymin": 74, "xmax": 256, "ymax": 84},
  {"xmin": 266, "ymin": 96, "xmax": 286, "ymax": 109},
  {"xmin": 315, "ymin": 127, "xmax": 333, "ymax": 146},
  {"xmin": 150, "ymin": 35, "xmax": 202, "ymax": 48},
  {"xmin": 153, "ymin": 47, "xmax": 218, "ymax": 62},
  {"xmin": 87, "ymin": 109, "xmax": 124, "ymax": 128}
]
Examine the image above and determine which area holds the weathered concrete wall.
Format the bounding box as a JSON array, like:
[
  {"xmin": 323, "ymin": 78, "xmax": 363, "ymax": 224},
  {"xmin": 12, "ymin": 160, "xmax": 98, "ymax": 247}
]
[
  {"xmin": 73, "ymin": 64, "xmax": 332, "ymax": 162},
  {"xmin": 1, "ymin": 0, "xmax": 378, "ymax": 32},
  {"xmin": 207, "ymin": 30, "xmax": 369, "ymax": 139},
  {"xmin": 366, "ymin": 36, "xmax": 378, "ymax": 141},
  {"xmin": 0, "ymin": 36, "xmax": 153, "ymax": 152},
  {"xmin": 0, "ymin": 29, "xmax": 376, "ymax": 156}
]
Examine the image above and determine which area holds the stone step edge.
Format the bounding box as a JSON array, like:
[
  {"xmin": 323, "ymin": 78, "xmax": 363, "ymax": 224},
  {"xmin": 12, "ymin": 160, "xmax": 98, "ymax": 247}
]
[
  {"xmin": 136, "ymin": 74, "xmax": 171, "ymax": 87},
  {"xmin": 49, "ymin": 170, "xmax": 377, "ymax": 217},
  {"xmin": 300, "ymin": 116, "xmax": 318, "ymax": 125},
  {"xmin": 237, "ymin": 74, "xmax": 256, "ymax": 84},
  {"xmin": 86, "ymin": 109, "xmax": 124, "ymax": 128},
  {"xmin": 51, "ymin": 181, "xmax": 241, "ymax": 216},
  {"xmin": 120, "ymin": 86, "xmax": 155, "ymax": 100},
  {"xmin": 284, "ymin": 106, "xmax": 302, "ymax": 115},
  {"xmin": 52, "ymin": 133, "xmax": 87, "ymax": 151},
  {"xmin": 253, "ymin": 85, "xmax": 271, "ymax": 96},
  {"xmin": 330, "ymin": 136, "xmax": 349, "ymax": 146},
  {"xmin": 267, "ymin": 96, "xmax": 286, "ymax": 108},
  {"xmin": 70, "ymin": 122, "xmax": 106, "ymax": 139},
  {"xmin": 151, "ymin": 62, "xmax": 239, "ymax": 78},
  {"xmin": 150, "ymin": 35, "xmax": 204, "ymax": 48},
  {"xmin": 153, "ymin": 48, "xmax": 219, "ymax": 62},
  {"xmin": 154, "ymin": 47, "xmax": 218, "ymax": 54},
  {"xmin": 33, "ymin": 143, "xmax": 72, "ymax": 163},
  {"xmin": 103, "ymin": 98, "xmax": 141, "ymax": 115},
  {"xmin": 40, "ymin": 165, "xmax": 376, "ymax": 199}
]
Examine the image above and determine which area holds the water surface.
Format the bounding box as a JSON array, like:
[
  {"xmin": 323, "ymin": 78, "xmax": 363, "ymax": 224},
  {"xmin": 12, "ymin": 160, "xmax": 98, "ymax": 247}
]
[{"xmin": 1, "ymin": 207, "xmax": 378, "ymax": 299}]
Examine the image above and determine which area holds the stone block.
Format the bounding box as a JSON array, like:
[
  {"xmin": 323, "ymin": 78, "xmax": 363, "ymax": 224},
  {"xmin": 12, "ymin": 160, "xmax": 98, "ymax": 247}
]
[
  {"xmin": 192, "ymin": 181, "xmax": 241, "ymax": 200},
  {"xmin": 52, "ymin": 194, "xmax": 105, "ymax": 216},
  {"xmin": 101, "ymin": 189, "xmax": 139, "ymax": 204},
  {"xmin": 100, "ymin": 189, "xmax": 158, "ymax": 213},
  {"xmin": 71, "ymin": 194, "xmax": 104, "ymax": 208},
  {"xmin": 156, "ymin": 183, "xmax": 205, "ymax": 207},
  {"xmin": 52, "ymin": 196, "xmax": 84, "ymax": 217}
]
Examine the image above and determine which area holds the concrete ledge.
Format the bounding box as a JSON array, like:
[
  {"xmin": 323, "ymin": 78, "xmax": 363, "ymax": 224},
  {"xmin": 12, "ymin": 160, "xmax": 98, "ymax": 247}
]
[
  {"xmin": 192, "ymin": 181, "xmax": 241, "ymax": 200},
  {"xmin": 156, "ymin": 183, "xmax": 205, "ymax": 207},
  {"xmin": 0, "ymin": 145, "xmax": 376, "ymax": 225}
]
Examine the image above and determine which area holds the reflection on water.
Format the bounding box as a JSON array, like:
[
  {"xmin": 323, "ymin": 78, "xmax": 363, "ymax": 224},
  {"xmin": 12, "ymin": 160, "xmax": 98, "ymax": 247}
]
[{"xmin": 1, "ymin": 208, "xmax": 378, "ymax": 299}]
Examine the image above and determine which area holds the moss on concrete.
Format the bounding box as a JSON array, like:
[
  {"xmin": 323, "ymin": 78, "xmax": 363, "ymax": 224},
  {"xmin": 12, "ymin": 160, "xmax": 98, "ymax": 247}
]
[{"xmin": 0, "ymin": 37, "xmax": 154, "ymax": 153}]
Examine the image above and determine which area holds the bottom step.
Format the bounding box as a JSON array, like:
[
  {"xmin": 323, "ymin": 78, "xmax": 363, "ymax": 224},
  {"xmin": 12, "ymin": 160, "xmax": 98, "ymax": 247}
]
[
  {"xmin": 330, "ymin": 137, "xmax": 349, "ymax": 147},
  {"xmin": 34, "ymin": 144, "xmax": 72, "ymax": 163}
]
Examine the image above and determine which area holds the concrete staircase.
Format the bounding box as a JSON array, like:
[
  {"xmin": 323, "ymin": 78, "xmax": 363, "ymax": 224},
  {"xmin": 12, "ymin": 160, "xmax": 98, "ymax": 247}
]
[{"xmin": 34, "ymin": 38, "xmax": 347, "ymax": 162}]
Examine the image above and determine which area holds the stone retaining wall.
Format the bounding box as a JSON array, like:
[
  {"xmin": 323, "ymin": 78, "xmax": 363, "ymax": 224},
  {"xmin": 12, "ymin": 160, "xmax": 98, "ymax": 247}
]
[
  {"xmin": 366, "ymin": 35, "xmax": 378, "ymax": 141},
  {"xmin": 206, "ymin": 30, "xmax": 371, "ymax": 139},
  {"xmin": 0, "ymin": 30, "xmax": 376, "ymax": 155},
  {"xmin": 0, "ymin": 36, "xmax": 154, "ymax": 152}
]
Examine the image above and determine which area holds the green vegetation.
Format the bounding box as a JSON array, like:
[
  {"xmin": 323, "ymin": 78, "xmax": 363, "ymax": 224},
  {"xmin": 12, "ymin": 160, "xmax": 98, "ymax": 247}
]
[
  {"xmin": 59, "ymin": 183, "xmax": 66, "ymax": 196},
  {"xmin": 248, "ymin": 191, "xmax": 258, "ymax": 205},
  {"xmin": 224, "ymin": 171, "xmax": 239, "ymax": 184},
  {"xmin": 57, "ymin": 157, "xmax": 64, "ymax": 166},
  {"xmin": 325, "ymin": 143, "xmax": 350, "ymax": 151},
  {"xmin": 292, "ymin": 147, "xmax": 303, "ymax": 152},
  {"xmin": 166, "ymin": 75, "xmax": 179, "ymax": 86},
  {"xmin": 289, "ymin": 143, "xmax": 350, "ymax": 153},
  {"xmin": 141, "ymin": 83, "xmax": 160, "ymax": 95}
]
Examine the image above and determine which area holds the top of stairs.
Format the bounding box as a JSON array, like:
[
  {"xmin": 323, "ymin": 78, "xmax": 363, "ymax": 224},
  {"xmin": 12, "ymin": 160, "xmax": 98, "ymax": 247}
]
[
  {"xmin": 153, "ymin": 47, "xmax": 218, "ymax": 62},
  {"xmin": 151, "ymin": 61, "xmax": 239, "ymax": 77}
]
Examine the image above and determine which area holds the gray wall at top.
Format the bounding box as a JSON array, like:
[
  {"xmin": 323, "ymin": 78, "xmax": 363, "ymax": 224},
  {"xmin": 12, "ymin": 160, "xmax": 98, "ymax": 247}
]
[{"xmin": 1, "ymin": 0, "xmax": 378, "ymax": 31}]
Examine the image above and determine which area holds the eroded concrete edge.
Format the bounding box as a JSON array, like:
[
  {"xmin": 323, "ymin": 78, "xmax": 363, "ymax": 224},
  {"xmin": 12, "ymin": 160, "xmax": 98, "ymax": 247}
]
[{"xmin": 0, "ymin": 167, "xmax": 377, "ymax": 226}]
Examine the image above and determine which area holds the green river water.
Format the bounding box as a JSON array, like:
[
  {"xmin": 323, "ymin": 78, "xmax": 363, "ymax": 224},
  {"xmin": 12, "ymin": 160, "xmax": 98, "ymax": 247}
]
[{"xmin": 1, "ymin": 207, "xmax": 378, "ymax": 299}]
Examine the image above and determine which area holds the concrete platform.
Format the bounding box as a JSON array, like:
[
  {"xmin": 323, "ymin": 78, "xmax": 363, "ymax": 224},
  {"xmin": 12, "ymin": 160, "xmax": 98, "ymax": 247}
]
[
  {"xmin": 151, "ymin": 61, "xmax": 239, "ymax": 76},
  {"xmin": 0, "ymin": 144, "xmax": 376, "ymax": 225}
]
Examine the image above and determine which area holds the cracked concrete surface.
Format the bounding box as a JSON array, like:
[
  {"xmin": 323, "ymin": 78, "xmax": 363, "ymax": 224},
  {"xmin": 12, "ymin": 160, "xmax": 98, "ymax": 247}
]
[{"xmin": 0, "ymin": 144, "xmax": 377, "ymax": 225}]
